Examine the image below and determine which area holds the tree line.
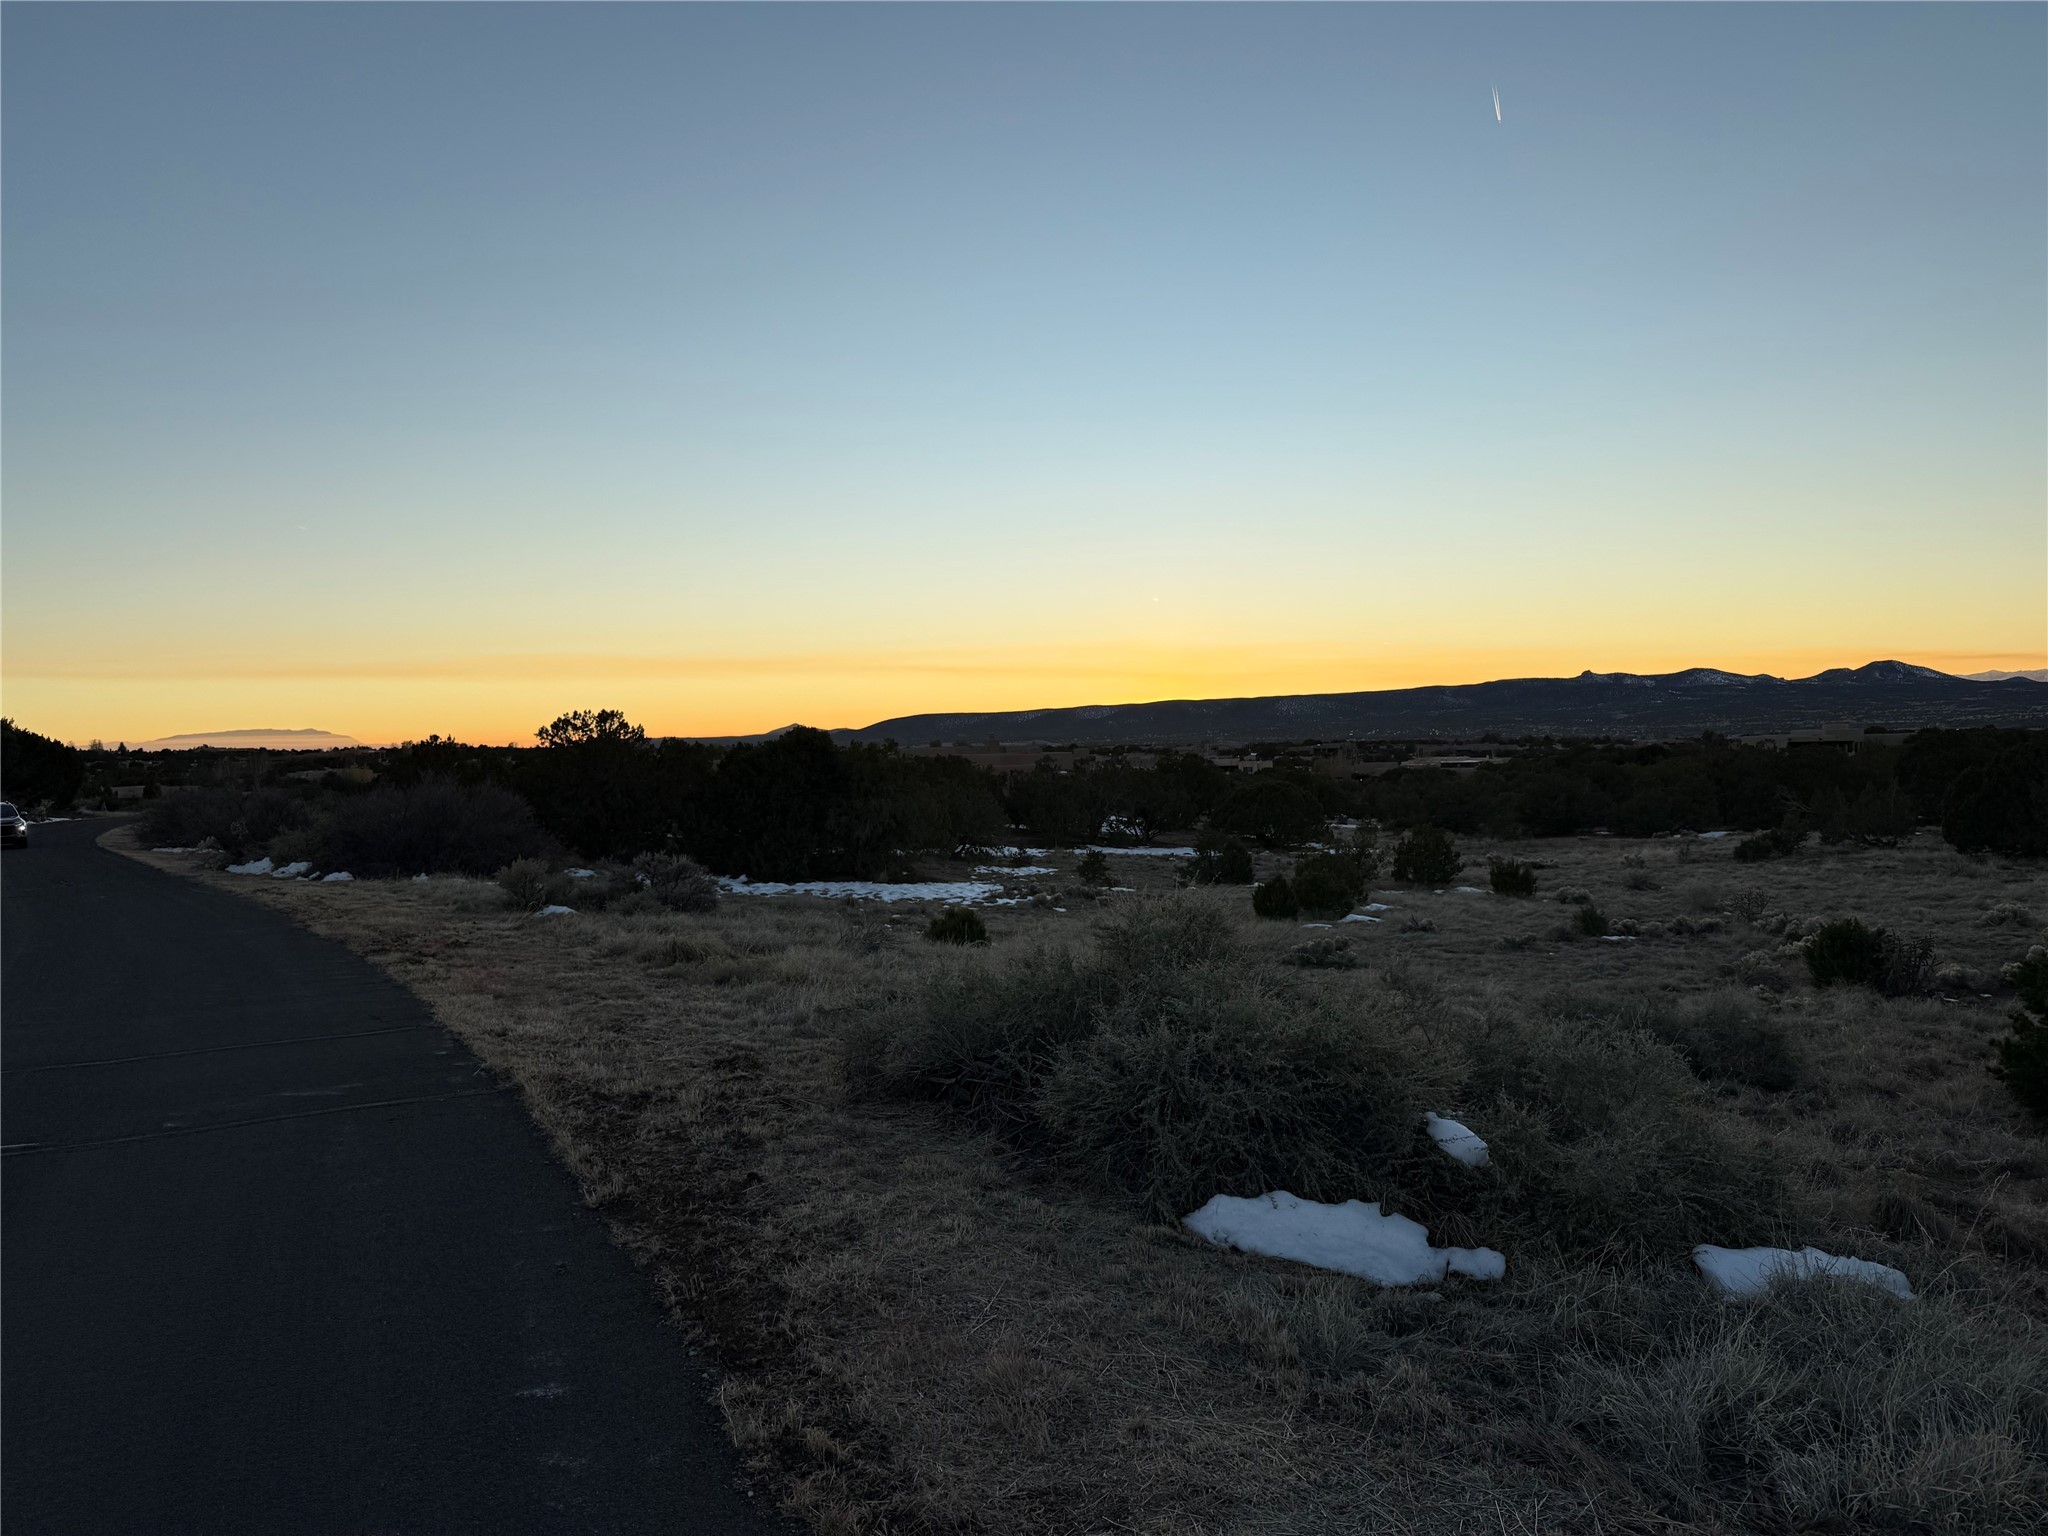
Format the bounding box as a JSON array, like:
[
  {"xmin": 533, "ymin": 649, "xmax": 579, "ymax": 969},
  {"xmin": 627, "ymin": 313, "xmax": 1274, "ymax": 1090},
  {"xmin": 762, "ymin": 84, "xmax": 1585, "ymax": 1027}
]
[{"xmin": 8, "ymin": 712, "xmax": 2043, "ymax": 869}]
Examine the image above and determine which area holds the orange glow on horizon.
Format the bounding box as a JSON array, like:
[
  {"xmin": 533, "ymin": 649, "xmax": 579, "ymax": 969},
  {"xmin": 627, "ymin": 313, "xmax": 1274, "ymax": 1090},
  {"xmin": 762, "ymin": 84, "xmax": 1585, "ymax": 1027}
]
[{"xmin": 8, "ymin": 642, "xmax": 2042, "ymax": 749}]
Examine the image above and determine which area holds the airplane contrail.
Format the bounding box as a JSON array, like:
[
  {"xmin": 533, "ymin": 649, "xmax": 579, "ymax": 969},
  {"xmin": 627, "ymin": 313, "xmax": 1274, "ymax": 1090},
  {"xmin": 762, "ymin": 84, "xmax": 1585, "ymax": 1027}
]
[{"xmin": 1492, "ymin": 85, "xmax": 1502, "ymax": 122}]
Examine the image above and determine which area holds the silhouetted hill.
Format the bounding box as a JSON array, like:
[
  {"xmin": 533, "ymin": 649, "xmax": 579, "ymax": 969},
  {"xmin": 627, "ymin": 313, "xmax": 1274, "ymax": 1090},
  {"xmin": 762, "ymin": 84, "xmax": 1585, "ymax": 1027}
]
[{"xmin": 832, "ymin": 662, "xmax": 2048, "ymax": 746}]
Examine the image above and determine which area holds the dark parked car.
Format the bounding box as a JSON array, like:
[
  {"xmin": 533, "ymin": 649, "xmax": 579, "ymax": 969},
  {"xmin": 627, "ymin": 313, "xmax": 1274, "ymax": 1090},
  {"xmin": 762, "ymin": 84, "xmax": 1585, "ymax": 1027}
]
[{"xmin": 1, "ymin": 802, "xmax": 28, "ymax": 849}]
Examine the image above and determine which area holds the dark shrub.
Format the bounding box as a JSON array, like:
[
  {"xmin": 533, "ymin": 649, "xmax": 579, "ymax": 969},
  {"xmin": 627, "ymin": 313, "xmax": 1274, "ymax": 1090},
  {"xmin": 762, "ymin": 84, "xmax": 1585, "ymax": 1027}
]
[
  {"xmin": 1575, "ymin": 903, "xmax": 1609, "ymax": 938},
  {"xmin": 1286, "ymin": 936, "xmax": 1357, "ymax": 969},
  {"xmin": 2010, "ymin": 946, "xmax": 2048, "ymax": 1017},
  {"xmin": 1941, "ymin": 736, "xmax": 2048, "ymax": 858},
  {"xmin": 1464, "ymin": 1012, "xmax": 1786, "ymax": 1258},
  {"xmin": 1184, "ymin": 835, "xmax": 1255, "ymax": 886},
  {"xmin": 140, "ymin": 788, "xmax": 311, "ymax": 859},
  {"xmin": 1251, "ymin": 877, "xmax": 1299, "ymax": 920},
  {"xmin": 1291, "ymin": 852, "xmax": 1365, "ymax": 918},
  {"xmin": 315, "ymin": 779, "xmax": 545, "ymax": 878},
  {"xmin": 0, "ymin": 719, "xmax": 85, "ymax": 811},
  {"xmin": 1489, "ymin": 858, "xmax": 1538, "ymax": 897},
  {"xmin": 1991, "ymin": 1006, "xmax": 2048, "ymax": 1118},
  {"xmin": 497, "ymin": 858, "xmax": 572, "ymax": 912},
  {"xmin": 1992, "ymin": 950, "xmax": 2048, "ymax": 1117},
  {"xmin": 1877, "ymin": 932, "xmax": 1936, "ymax": 998},
  {"xmin": 1390, "ymin": 825, "xmax": 1459, "ymax": 885},
  {"xmin": 1802, "ymin": 919, "xmax": 1934, "ymax": 996},
  {"xmin": 1650, "ymin": 994, "xmax": 1802, "ymax": 1092},
  {"xmin": 1038, "ymin": 980, "xmax": 1418, "ymax": 1217},
  {"xmin": 926, "ymin": 907, "xmax": 989, "ymax": 945},
  {"xmin": 875, "ymin": 899, "xmax": 1423, "ymax": 1217},
  {"xmin": 1805, "ymin": 919, "xmax": 1886, "ymax": 988},
  {"xmin": 631, "ymin": 852, "xmax": 719, "ymax": 913},
  {"xmin": 1207, "ymin": 778, "xmax": 1328, "ymax": 847},
  {"xmin": 1734, "ymin": 817, "xmax": 1808, "ymax": 863},
  {"xmin": 1076, "ymin": 848, "xmax": 1110, "ymax": 886}
]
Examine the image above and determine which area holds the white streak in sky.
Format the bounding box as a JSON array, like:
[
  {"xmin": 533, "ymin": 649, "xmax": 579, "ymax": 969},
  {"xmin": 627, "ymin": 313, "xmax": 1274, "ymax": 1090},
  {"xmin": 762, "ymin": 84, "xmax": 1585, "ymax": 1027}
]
[{"xmin": 1492, "ymin": 85, "xmax": 1502, "ymax": 123}]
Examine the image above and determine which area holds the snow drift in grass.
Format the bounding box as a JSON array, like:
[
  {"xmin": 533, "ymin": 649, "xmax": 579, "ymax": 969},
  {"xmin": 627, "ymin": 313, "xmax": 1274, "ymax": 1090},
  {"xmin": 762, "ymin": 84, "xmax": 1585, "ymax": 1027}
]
[
  {"xmin": 1184, "ymin": 1191, "xmax": 1504, "ymax": 1286},
  {"xmin": 1079, "ymin": 845, "xmax": 1197, "ymax": 858},
  {"xmin": 720, "ymin": 876, "xmax": 1003, "ymax": 904},
  {"xmin": 534, "ymin": 904, "xmax": 576, "ymax": 917},
  {"xmin": 1424, "ymin": 1112, "xmax": 1490, "ymax": 1169},
  {"xmin": 1339, "ymin": 913, "xmax": 1382, "ymax": 924},
  {"xmin": 226, "ymin": 857, "xmax": 275, "ymax": 876},
  {"xmin": 975, "ymin": 865, "xmax": 1056, "ymax": 876},
  {"xmin": 321, "ymin": 871, "xmax": 354, "ymax": 883},
  {"xmin": 270, "ymin": 861, "xmax": 312, "ymax": 879},
  {"xmin": 1694, "ymin": 1244, "xmax": 1913, "ymax": 1301}
]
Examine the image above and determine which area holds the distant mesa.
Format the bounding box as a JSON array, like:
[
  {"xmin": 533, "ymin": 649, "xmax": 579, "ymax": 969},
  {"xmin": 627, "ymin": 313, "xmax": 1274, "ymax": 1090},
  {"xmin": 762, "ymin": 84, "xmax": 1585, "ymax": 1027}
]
[
  {"xmin": 831, "ymin": 660, "xmax": 2048, "ymax": 747},
  {"xmin": 134, "ymin": 728, "xmax": 362, "ymax": 752},
  {"xmin": 1966, "ymin": 669, "xmax": 2048, "ymax": 684}
]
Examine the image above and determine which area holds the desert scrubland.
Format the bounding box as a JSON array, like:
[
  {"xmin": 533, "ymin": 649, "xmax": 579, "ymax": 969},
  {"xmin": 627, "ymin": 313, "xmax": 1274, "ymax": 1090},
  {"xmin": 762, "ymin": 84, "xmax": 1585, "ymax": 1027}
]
[{"xmin": 123, "ymin": 827, "xmax": 2048, "ymax": 1535}]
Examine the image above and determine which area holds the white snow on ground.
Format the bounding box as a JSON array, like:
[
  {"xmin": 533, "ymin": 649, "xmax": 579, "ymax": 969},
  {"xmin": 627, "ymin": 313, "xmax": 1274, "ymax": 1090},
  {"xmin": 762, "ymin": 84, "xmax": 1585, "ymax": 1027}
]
[
  {"xmin": 1185, "ymin": 1192, "xmax": 1506, "ymax": 1286},
  {"xmin": 321, "ymin": 872, "xmax": 354, "ymax": 882},
  {"xmin": 270, "ymin": 861, "xmax": 313, "ymax": 879},
  {"xmin": 1301, "ymin": 922, "xmax": 1333, "ymax": 929},
  {"xmin": 978, "ymin": 847, "xmax": 1052, "ymax": 858},
  {"xmin": 152, "ymin": 846, "xmax": 195, "ymax": 853},
  {"xmin": 1599, "ymin": 935, "xmax": 1638, "ymax": 943},
  {"xmin": 1424, "ymin": 1112, "xmax": 1490, "ymax": 1169},
  {"xmin": 566, "ymin": 868, "xmax": 597, "ymax": 879},
  {"xmin": 1079, "ymin": 845, "xmax": 1197, "ymax": 858},
  {"xmin": 1697, "ymin": 830, "xmax": 1731, "ymax": 840},
  {"xmin": 975, "ymin": 865, "xmax": 1056, "ymax": 876},
  {"xmin": 1339, "ymin": 913, "xmax": 1382, "ymax": 924},
  {"xmin": 412, "ymin": 873, "xmax": 429, "ymax": 883},
  {"xmin": 534, "ymin": 904, "xmax": 576, "ymax": 917},
  {"xmin": 1454, "ymin": 885, "xmax": 1487, "ymax": 894},
  {"xmin": 226, "ymin": 857, "xmax": 275, "ymax": 875},
  {"xmin": 1694, "ymin": 1244, "xmax": 1913, "ymax": 1301},
  {"xmin": 1362, "ymin": 903, "xmax": 1392, "ymax": 912},
  {"xmin": 720, "ymin": 876, "xmax": 1004, "ymax": 904}
]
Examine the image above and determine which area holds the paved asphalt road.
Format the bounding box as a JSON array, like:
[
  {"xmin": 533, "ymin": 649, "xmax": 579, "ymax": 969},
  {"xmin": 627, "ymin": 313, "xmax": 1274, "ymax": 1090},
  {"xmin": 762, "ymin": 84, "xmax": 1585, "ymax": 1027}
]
[{"xmin": 2, "ymin": 820, "xmax": 789, "ymax": 1534}]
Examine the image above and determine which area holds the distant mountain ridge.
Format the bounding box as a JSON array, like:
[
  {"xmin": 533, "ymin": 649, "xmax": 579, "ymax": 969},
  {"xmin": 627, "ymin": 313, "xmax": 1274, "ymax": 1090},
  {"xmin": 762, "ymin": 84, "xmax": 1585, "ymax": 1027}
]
[
  {"xmin": 135, "ymin": 728, "xmax": 362, "ymax": 751},
  {"xmin": 827, "ymin": 661, "xmax": 2048, "ymax": 747}
]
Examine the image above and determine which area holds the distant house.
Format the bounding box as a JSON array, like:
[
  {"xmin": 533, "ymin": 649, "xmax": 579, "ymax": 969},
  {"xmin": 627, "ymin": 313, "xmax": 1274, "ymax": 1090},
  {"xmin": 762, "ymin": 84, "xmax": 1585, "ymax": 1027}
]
[{"xmin": 1739, "ymin": 723, "xmax": 1912, "ymax": 754}]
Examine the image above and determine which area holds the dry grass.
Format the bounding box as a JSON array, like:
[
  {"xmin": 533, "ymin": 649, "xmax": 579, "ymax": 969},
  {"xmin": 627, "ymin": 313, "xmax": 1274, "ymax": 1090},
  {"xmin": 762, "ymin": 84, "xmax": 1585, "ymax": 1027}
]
[{"xmin": 113, "ymin": 827, "xmax": 2048, "ymax": 1533}]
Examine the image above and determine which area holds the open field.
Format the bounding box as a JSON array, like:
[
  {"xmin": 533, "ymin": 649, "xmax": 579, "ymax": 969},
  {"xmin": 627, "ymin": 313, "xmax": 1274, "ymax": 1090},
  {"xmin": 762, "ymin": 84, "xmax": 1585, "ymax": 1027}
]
[{"xmin": 117, "ymin": 827, "xmax": 2048, "ymax": 1534}]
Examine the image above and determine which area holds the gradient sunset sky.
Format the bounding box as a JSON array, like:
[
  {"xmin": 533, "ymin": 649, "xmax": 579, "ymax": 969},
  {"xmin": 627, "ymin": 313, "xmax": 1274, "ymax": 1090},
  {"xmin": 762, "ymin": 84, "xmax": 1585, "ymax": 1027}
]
[{"xmin": 4, "ymin": 4, "xmax": 2043, "ymax": 746}]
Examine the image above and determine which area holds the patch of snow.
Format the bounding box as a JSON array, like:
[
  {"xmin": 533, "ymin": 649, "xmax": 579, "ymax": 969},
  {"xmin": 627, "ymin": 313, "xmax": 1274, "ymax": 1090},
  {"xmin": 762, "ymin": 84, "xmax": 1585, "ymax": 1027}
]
[
  {"xmin": 1454, "ymin": 885, "xmax": 1487, "ymax": 894},
  {"xmin": 975, "ymin": 865, "xmax": 1056, "ymax": 876},
  {"xmin": 1697, "ymin": 830, "xmax": 1731, "ymax": 840},
  {"xmin": 566, "ymin": 868, "xmax": 597, "ymax": 879},
  {"xmin": 1424, "ymin": 1112, "xmax": 1490, "ymax": 1169},
  {"xmin": 1599, "ymin": 934, "xmax": 1637, "ymax": 943},
  {"xmin": 720, "ymin": 876, "xmax": 1003, "ymax": 904},
  {"xmin": 1339, "ymin": 913, "xmax": 1382, "ymax": 924},
  {"xmin": 321, "ymin": 871, "xmax": 354, "ymax": 883},
  {"xmin": 1078, "ymin": 845, "xmax": 1198, "ymax": 858},
  {"xmin": 1301, "ymin": 922, "xmax": 1333, "ymax": 929},
  {"xmin": 152, "ymin": 846, "xmax": 195, "ymax": 854},
  {"xmin": 412, "ymin": 873, "xmax": 429, "ymax": 883},
  {"xmin": 979, "ymin": 847, "xmax": 1052, "ymax": 858},
  {"xmin": 226, "ymin": 857, "xmax": 275, "ymax": 876},
  {"xmin": 1362, "ymin": 902, "xmax": 1392, "ymax": 912},
  {"xmin": 1693, "ymin": 1244, "xmax": 1913, "ymax": 1301},
  {"xmin": 534, "ymin": 905, "xmax": 576, "ymax": 917},
  {"xmin": 1185, "ymin": 1192, "xmax": 1505, "ymax": 1287},
  {"xmin": 270, "ymin": 861, "xmax": 313, "ymax": 879}
]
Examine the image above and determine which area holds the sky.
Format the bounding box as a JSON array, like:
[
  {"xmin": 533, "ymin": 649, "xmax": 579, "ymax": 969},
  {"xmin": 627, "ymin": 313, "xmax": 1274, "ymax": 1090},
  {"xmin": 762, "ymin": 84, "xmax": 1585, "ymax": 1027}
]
[{"xmin": 4, "ymin": 3, "xmax": 2043, "ymax": 746}]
